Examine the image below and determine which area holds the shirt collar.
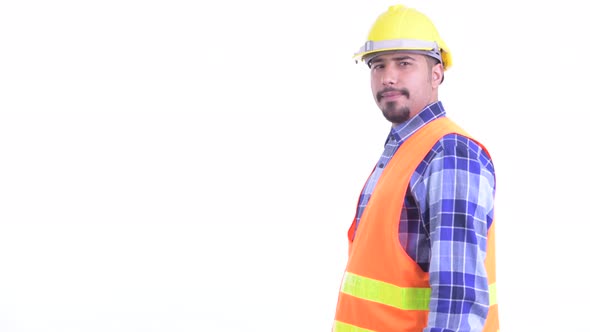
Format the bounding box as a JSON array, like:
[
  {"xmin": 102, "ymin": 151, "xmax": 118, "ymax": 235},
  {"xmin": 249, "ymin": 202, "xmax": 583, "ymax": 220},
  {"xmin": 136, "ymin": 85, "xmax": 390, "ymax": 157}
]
[{"xmin": 386, "ymin": 101, "xmax": 447, "ymax": 146}]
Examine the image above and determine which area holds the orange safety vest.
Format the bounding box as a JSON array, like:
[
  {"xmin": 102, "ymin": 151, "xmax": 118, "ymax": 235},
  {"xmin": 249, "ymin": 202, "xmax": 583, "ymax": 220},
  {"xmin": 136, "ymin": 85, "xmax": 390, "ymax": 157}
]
[{"xmin": 333, "ymin": 117, "xmax": 499, "ymax": 332}]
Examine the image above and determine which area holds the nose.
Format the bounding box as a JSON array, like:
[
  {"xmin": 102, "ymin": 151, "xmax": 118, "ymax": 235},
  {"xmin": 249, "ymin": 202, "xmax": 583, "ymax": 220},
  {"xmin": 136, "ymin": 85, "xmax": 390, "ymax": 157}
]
[{"xmin": 381, "ymin": 64, "xmax": 397, "ymax": 86}]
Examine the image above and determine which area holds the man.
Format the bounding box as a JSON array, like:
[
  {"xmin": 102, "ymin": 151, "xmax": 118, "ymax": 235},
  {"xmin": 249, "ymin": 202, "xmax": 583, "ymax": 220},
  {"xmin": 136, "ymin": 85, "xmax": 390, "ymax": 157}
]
[{"xmin": 332, "ymin": 5, "xmax": 500, "ymax": 332}]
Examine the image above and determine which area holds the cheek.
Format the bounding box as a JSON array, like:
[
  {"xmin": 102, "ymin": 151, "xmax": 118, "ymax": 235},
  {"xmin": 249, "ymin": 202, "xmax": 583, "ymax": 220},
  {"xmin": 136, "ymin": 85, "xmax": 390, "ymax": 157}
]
[{"xmin": 370, "ymin": 75, "xmax": 381, "ymax": 92}]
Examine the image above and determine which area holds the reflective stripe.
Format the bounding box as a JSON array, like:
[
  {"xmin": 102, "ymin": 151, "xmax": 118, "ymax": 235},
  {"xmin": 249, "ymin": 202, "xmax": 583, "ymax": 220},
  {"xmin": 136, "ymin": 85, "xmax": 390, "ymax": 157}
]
[
  {"xmin": 333, "ymin": 320, "xmax": 375, "ymax": 332},
  {"xmin": 489, "ymin": 283, "xmax": 497, "ymax": 306},
  {"xmin": 341, "ymin": 272, "xmax": 430, "ymax": 310},
  {"xmin": 341, "ymin": 272, "xmax": 498, "ymax": 310}
]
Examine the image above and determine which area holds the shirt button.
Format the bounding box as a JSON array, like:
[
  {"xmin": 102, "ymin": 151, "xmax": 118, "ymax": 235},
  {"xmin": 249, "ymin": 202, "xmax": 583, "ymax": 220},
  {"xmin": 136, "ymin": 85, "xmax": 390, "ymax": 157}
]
[{"xmin": 378, "ymin": 163, "xmax": 384, "ymax": 168}]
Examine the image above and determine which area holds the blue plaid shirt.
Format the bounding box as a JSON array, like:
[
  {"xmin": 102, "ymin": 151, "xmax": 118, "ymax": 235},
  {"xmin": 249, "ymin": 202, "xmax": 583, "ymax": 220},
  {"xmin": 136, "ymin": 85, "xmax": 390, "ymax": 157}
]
[{"xmin": 353, "ymin": 101, "xmax": 496, "ymax": 331}]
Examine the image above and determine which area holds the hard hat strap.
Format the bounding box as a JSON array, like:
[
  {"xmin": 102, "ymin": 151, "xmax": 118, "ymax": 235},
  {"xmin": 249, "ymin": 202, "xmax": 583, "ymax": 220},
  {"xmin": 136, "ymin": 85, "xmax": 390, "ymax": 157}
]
[{"xmin": 355, "ymin": 39, "xmax": 442, "ymax": 65}]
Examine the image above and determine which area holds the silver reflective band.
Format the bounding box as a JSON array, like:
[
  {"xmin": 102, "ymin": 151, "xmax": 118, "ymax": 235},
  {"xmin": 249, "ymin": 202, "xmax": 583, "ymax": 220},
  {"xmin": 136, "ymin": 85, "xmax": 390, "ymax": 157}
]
[{"xmin": 354, "ymin": 39, "xmax": 442, "ymax": 64}]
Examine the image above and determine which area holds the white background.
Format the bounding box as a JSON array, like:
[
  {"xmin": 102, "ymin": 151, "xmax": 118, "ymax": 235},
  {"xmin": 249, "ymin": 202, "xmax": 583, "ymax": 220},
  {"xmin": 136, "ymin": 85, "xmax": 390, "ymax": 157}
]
[{"xmin": 1, "ymin": 1, "xmax": 588, "ymax": 331}]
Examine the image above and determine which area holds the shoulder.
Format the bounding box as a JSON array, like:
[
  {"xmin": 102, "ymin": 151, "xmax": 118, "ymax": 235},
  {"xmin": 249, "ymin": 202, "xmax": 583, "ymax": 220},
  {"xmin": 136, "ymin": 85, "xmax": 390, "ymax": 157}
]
[{"xmin": 416, "ymin": 133, "xmax": 495, "ymax": 176}]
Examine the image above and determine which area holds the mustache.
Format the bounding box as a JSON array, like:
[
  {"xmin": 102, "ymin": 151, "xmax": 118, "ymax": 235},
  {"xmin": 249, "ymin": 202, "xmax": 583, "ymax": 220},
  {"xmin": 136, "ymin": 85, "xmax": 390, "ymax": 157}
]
[{"xmin": 377, "ymin": 87, "xmax": 409, "ymax": 101}]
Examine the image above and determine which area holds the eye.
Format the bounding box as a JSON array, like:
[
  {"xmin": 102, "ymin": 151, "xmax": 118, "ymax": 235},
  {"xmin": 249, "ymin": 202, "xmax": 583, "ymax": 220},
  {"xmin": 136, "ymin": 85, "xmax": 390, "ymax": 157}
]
[
  {"xmin": 399, "ymin": 61, "xmax": 411, "ymax": 66},
  {"xmin": 371, "ymin": 63, "xmax": 385, "ymax": 70}
]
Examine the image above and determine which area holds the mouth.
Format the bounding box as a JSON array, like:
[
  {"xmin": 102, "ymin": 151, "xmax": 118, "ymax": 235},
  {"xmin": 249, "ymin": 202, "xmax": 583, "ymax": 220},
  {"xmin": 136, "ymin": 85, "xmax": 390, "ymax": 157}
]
[{"xmin": 377, "ymin": 89, "xmax": 408, "ymax": 102}]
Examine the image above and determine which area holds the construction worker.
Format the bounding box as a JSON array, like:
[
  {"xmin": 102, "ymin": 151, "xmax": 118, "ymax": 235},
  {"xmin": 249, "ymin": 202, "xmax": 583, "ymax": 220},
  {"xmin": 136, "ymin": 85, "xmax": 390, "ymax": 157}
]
[{"xmin": 332, "ymin": 5, "xmax": 500, "ymax": 331}]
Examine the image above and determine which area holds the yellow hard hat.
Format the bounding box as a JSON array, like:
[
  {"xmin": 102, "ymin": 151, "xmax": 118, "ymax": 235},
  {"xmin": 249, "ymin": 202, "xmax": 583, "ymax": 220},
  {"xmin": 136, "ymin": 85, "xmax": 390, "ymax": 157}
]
[{"xmin": 353, "ymin": 4, "xmax": 452, "ymax": 70}]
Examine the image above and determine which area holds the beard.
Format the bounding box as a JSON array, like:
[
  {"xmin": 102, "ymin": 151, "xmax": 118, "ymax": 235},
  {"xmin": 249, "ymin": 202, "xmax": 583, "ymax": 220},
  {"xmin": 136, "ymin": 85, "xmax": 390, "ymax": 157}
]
[
  {"xmin": 376, "ymin": 87, "xmax": 411, "ymax": 124},
  {"xmin": 381, "ymin": 101, "xmax": 411, "ymax": 124}
]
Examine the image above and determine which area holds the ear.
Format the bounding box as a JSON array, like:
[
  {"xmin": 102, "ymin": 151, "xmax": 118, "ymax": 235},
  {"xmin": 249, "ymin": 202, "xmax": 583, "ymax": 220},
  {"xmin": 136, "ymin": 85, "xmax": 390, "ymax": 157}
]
[{"xmin": 431, "ymin": 62, "xmax": 444, "ymax": 87}]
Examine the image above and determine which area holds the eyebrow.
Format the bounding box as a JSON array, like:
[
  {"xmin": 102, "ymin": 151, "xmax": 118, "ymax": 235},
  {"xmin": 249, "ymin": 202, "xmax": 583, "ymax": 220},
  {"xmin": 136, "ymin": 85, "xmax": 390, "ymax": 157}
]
[{"xmin": 372, "ymin": 55, "xmax": 417, "ymax": 64}]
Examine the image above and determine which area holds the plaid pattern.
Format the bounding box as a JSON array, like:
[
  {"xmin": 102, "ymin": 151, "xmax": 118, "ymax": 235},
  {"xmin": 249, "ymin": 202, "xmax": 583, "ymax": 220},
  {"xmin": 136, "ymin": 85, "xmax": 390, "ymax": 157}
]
[{"xmin": 353, "ymin": 101, "xmax": 496, "ymax": 331}]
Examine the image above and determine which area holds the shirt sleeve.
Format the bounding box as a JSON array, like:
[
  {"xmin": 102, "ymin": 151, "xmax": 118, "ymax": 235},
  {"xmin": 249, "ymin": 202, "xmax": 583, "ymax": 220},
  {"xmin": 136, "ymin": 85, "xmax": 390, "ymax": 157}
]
[{"xmin": 420, "ymin": 134, "xmax": 496, "ymax": 332}]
